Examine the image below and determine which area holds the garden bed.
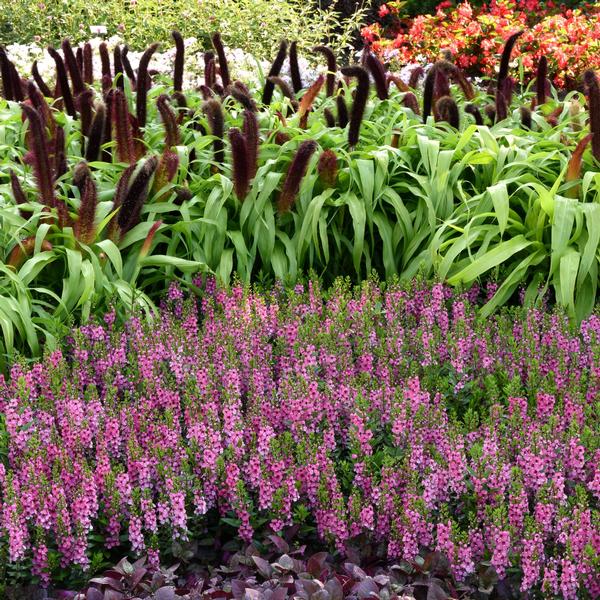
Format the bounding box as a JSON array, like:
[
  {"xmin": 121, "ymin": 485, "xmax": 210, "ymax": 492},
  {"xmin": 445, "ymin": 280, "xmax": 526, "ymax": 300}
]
[{"xmin": 0, "ymin": 279, "xmax": 598, "ymax": 597}]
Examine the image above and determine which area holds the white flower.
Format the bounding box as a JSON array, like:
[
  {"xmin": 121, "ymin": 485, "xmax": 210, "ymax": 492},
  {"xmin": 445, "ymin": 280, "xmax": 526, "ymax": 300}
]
[{"xmin": 5, "ymin": 38, "xmax": 320, "ymax": 92}]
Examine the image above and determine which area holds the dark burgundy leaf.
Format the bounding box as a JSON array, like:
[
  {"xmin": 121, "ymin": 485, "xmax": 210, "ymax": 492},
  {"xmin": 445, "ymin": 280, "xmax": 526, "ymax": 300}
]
[
  {"xmin": 153, "ymin": 586, "xmax": 177, "ymax": 600},
  {"xmin": 324, "ymin": 578, "xmax": 344, "ymax": 600},
  {"xmin": 231, "ymin": 579, "xmax": 246, "ymax": 599},
  {"xmin": 307, "ymin": 552, "xmax": 329, "ymax": 577},
  {"xmin": 344, "ymin": 563, "xmax": 367, "ymax": 581},
  {"xmin": 427, "ymin": 583, "xmax": 448, "ymax": 600},
  {"xmin": 267, "ymin": 588, "xmax": 288, "ymax": 600},
  {"xmin": 88, "ymin": 578, "xmax": 123, "ymax": 591},
  {"xmin": 296, "ymin": 579, "xmax": 322, "ymax": 595},
  {"xmin": 352, "ymin": 577, "xmax": 379, "ymax": 599},
  {"xmin": 268, "ymin": 535, "xmax": 289, "ymax": 554},
  {"xmin": 252, "ymin": 556, "xmax": 273, "ymax": 579}
]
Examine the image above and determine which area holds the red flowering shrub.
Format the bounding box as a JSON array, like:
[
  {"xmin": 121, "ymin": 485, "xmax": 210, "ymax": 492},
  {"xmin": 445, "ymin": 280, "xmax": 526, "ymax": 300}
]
[{"xmin": 363, "ymin": 0, "xmax": 600, "ymax": 88}]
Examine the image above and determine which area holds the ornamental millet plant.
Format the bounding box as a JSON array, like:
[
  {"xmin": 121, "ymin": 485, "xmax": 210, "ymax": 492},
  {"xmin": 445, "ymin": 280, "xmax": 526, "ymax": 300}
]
[{"xmin": 340, "ymin": 65, "xmax": 369, "ymax": 147}]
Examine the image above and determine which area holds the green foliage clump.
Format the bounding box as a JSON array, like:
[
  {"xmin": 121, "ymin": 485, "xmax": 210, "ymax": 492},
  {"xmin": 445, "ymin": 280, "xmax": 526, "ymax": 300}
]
[{"xmin": 0, "ymin": 0, "xmax": 365, "ymax": 59}]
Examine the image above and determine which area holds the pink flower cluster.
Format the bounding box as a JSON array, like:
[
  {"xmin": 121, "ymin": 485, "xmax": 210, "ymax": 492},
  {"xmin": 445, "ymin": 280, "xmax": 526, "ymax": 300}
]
[{"xmin": 0, "ymin": 279, "xmax": 598, "ymax": 594}]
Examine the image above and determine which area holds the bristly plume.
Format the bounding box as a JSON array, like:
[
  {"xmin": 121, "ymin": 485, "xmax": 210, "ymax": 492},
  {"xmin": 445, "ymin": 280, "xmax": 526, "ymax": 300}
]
[
  {"xmin": 111, "ymin": 88, "xmax": 136, "ymax": 164},
  {"xmin": 402, "ymin": 92, "xmax": 420, "ymax": 115},
  {"xmin": 268, "ymin": 76, "xmax": 297, "ymax": 104},
  {"xmin": 499, "ymin": 76, "xmax": 515, "ymax": 106},
  {"xmin": 101, "ymin": 87, "xmax": 113, "ymax": 162},
  {"xmin": 262, "ymin": 40, "xmax": 288, "ymax": 105},
  {"xmin": 277, "ymin": 139, "xmax": 318, "ymax": 213},
  {"xmin": 422, "ymin": 64, "xmax": 436, "ymax": 121},
  {"xmin": 566, "ymin": 133, "xmax": 593, "ymax": 197},
  {"xmin": 336, "ymin": 91, "xmax": 349, "ymax": 128},
  {"xmin": 85, "ymin": 101, "xmax": 106, "ymax": 162},
  {"xmin": 211, "ymin": 32, "xmax": 231, "ymax": 89},
  {"xmin": 408, "ymin": 66, "xmax": 424, "ymax": 89},
  {"xmin": 76, "ymin": 46, "xmax": 83, "ymax": 73},
  {"xmin": 121, "ymin": 46, "xmax": 136, "ymax": 89},
  {"xmin": 243, "ymin": 109, "xmax": 259, "ymax": 179},
  {"xmin": 173, "ymin": 187, "xmax": 192, "ymax": 205},
  {"xmin": 433, "ymin": 67, "xmax": 450, "ymax": 103},
  {"xmin": 229, "ymin": 127, "xmax": 250, "ymax": 201},
  {"xmin": 465, "ymin": 103, "xmax": 483, "ymax": 125},
  {"xmin": 312, "ymin": 45, "xmax": 336, "ymax": 97},
  {"xmin": 10, "ymin": 170, "xmax": 29, "ymax": 219},
  {"xmin": 340, "ymin": 65, "xmax": 369, "ymax": 147},
  {"xmin": 536, "ymin": 55, "xmax": 548, "ymax": 107},
  {"xmin": 364, "ymin": 50, "xmax": 388, "ymax": 100},
  {"xmin": 99, "ymin": 42, "xmax": 112, "ymax": 92},
  {"xmin": 138, "ymin": 220, "xmax": 162, "ymax": 258},
  {"xmin": 77, "ymin": 87, "xmax": 94, "ymax": 139},
  {"xmin": 53, "ymin": 125, "xmax": 67, "ymax": 181},
  {"xmin": 452, "ymin": 66, "xmax": 475, "ymax": 100},
  {"xmin": 520, "ymin": 106, "xmax": 532, "ymax": 129},
  {"xmin": 497, "ymin": 30, "xmax": 523, "ymax": 91},
  {"xmin": 569, "ymin": 98, "xmax": 581, "ymax": 132},
  {"xmin": 387, "ymin": 74, "xmax": 408, "ymax": 93},
  {"xmin": 274, "ymin": 131, "xmax": 291, "ymax": 145},
  {"xmin": 113, "ymin": 45, "xmax": 124, "ymax": 91},
  {"xmin": 32, "ymin": 61, "xmax": 52, "ymax": 97},
  {"xmin": 152, "ymin": 150, "xmax": 179, "ymax": 198},
  {"xmin": 48, "ymin": 46, "xmax": 76, "ymax": 118},
  {"xmin": 289, "ymin": 41, "xmax": 303, "ymax": 93},
  {"xmin": 298, "ymin": 74, "xmax": 325, "ymax": 128},
  {"xmin": 545, "ymin": 105, "xmax": 562, "ymax": 127},
  {"xmin": 20, "ymin": 103, "xmax": 56, "ymax": 209},
  {"xmin": 203, "ymin": 99, "xmax": 225, "ymax": 166},
  {"xmin": 204, "ymin": 51, "xmax": 216, "ymax": 89},
  {"xmin": 324, "ymin": 108, "xmax": 335, "ymax": 127},
  {"xmin": 107, "ymin": 163, "xmax": 135, "ymax": 240},
  {"xmin": 484, "ymin": 103, "xmax": 496, "ymax": 125},
  {"xmin": 73, "ymin": 161, "xmax": 98, "ymax": 244},
  {"xmin": 199, "ymin": 84, "xmax": 214, "ymax": 100},
  {"xmin": 317, "ymin": 149, "xmax": 337, "ymax": 188},
  {"xmin": 27, "ymin": 81, "xmax": 55, "ymax": 134},
  {"xmin": 136, "ymin": 43, "xmax": 159, "ymax": 129},
  {"xmin": 8, "ymin": 59, "xmax": 24, "ymax": 101},
  {"xmin": 275, "ymin": 111, "xmax": 287, "ymax": 127},
  {"xmin": 584, "ymin": 70, "xmax": 600, "ymax": 161},
  {"xmin": 229, "ymin": 82, "xmax": 257, "ymax": 111},
  {"xmin": 495, "ymin": 88, "xmax": 508, "ymax": 122},
  {"xmin": 83, "ymin": 43, "xmax": 93, "ymax": 85},
  {"xmin": 157, "ymin": 94, "xmax": 180, "ymax": 147},
  {"xmin": 172, "ymin": 90, "xmax": 187, "ymax": 112},
  {"xmin": 7, "ymin": 236, "xmax": 53, "ymax": 269},
  {"xmin": 61, "ymin": 39, "xmax": 85, "ymax": 95},
  {"xmin": 21, "ymin": 103, "xmax": 71, "ymax": 226},
  {"xmin": 172, "ymin": 31, "xmax": 185, "ymax": 93},
  {"xmin": 0, "ymin": 46, "xmax": 14, "ymax": 100},
  {"xmin": 436, "ymin": 96, "xmax": 459, "ymax": 129},
  {"xmin": 117, "ymin": 155, "xmax": 159, "ymax": 235}
]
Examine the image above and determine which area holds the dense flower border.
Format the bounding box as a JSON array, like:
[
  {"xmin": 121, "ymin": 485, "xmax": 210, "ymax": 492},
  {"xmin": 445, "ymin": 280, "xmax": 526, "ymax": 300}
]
[
  {"xmin": 362, "ymin": 0, "xmax": 600, "ymax": 88},
  {"xmin": 0, "ymin": 279, "xmax": 598, "ymax": 596}
]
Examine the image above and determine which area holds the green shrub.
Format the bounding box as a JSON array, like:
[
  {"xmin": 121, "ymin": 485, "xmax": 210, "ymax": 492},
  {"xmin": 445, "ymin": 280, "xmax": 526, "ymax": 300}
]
[{"xmin": 0, "ymin": 0, "xmax": 365, "ymax": 59}]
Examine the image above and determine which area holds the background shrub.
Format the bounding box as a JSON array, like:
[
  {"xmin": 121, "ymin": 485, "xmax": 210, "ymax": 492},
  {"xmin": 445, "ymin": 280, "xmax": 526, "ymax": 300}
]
[{"xmin": 0, "ymin": 0, "xmax": 365, "ymax": 59}]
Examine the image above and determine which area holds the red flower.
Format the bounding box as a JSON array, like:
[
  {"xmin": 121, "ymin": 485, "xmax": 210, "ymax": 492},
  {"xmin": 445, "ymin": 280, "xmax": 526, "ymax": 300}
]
[{"xmin": 378, "ymin": 4, "xmax": 390, "ymax": 18}]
